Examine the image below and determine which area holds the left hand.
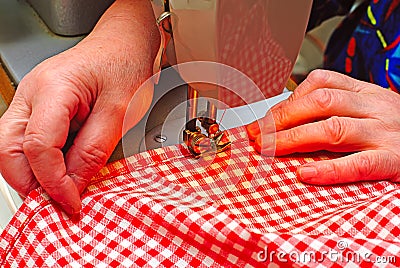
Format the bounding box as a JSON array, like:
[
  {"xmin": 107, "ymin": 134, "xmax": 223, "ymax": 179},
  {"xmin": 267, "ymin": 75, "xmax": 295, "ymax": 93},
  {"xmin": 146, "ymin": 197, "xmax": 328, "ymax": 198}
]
[
  {"xmin": 0, "ymin": 0, "xmax": 159, "ymax": 216},
  {"xmin": 246, "ymin": 69, "xmax": 400, "ymax": 185}
]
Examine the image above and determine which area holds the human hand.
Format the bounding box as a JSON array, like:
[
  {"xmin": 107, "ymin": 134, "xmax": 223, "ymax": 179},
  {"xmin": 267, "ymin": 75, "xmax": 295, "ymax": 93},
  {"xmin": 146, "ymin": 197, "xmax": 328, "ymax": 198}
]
[
  {"xmin": 247, "ymin": 69, "xmax": 400, "ymax": 185},
  {"xmin": 0, "ymin": 0, "xmax": 159, "ymax": 216}
]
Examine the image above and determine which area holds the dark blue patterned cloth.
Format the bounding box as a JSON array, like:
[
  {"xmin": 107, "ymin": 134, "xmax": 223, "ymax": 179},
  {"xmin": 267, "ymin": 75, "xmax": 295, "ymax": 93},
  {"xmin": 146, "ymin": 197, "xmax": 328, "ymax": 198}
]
[{"xmin": 310, "ymin": 0, "xmax": 400, "ymax": 92}]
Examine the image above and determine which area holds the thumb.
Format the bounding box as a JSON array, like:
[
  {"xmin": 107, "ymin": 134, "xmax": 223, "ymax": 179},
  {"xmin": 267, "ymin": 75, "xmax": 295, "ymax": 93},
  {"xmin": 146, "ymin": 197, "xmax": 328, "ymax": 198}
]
[
  {"xmin": 65, "ymin": 84, "xmax": 154, "ymax": 193},
  {"xmin": 65, "ymin": 110, "xmax": 124, "ymax": 194},
  {"xmin": 297, "ymin": 150, "xmax": 400, "ymax": 185}
]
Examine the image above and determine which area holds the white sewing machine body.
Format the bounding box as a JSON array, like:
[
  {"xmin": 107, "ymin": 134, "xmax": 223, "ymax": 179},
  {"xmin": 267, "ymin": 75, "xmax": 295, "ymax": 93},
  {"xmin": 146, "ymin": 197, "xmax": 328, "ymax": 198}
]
[
  {"xmin": 143, "ymin": 0, "xmax": 312, "ymax": 156},
  {"xmin": 152, "ymin": 0, "xmax": 312, "ymax": 101}
]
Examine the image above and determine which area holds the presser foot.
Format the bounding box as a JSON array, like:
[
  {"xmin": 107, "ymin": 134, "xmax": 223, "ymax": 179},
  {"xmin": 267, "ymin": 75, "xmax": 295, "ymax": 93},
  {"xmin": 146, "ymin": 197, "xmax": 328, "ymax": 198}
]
[{"xmin": 183, "ymin": 117, "xmax": 231, "ymax": 158}]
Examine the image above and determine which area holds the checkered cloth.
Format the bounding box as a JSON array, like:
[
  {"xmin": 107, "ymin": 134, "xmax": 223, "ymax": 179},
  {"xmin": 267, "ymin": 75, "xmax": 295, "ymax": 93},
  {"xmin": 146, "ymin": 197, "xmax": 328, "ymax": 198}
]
[
  {"xmin": 160, "ymin": 0, "xmax": 298, "ymax": 109},
  {"xmin": 217, "ymin": 0, "xmax": 293, "ymax": 107},
  {"xmin": 1, "ymin": 127, "xmax": 399, "ymax": 267}
]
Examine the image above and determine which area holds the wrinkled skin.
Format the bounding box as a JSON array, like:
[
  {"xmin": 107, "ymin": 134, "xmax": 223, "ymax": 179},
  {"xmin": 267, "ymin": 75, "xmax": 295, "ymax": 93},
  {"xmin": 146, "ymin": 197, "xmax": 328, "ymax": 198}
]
[
  {"xmin": 0, "ymin": 0, "xmax": 160, "ymax": 216},
  {"xmin": 247, "ymin": 69, "xmax": 400, "ymax": 185}
]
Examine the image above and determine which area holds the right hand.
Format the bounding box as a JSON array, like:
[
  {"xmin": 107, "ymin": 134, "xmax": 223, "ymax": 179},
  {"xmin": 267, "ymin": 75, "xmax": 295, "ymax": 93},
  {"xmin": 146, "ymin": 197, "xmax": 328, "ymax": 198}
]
[
  {"xmin": 247, "ymin": 70, "xmax": 400, "ymax": 185},
  {"xmin": 0, "ymin": 0, "xmax": 159, "ymax": 216}
]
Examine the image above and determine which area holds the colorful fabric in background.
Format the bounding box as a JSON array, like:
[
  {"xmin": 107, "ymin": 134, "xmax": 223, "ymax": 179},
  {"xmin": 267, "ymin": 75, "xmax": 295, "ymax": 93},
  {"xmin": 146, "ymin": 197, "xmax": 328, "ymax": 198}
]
[
  {"xmin": 1, "ymin": 128, "xmax": 400, "ymax": 267},
  {"xmin": 310, "ymin": 0, "xmax": 400, "ymax": 92}
]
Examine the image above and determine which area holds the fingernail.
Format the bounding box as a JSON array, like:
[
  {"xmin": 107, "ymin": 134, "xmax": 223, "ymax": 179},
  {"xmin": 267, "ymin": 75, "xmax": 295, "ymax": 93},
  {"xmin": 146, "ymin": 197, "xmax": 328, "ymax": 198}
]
[
  {"xmin": 63, "ymin": 200, "xmax": 82, "ymax": 221},
  {"xmin": 261, "ymin": 134, "xmax": 275, "ymax": 151},
  {"xmin": 58, "ymin": 199, "xmax": 82, "ymax": 218},
  {"xmin": 246, "ymin": 122, "xmax": 260, "ymax": 141},
  {"xmin": 255, "ymin": 134, "xmax": 275, "ymax": 155},
  {"xmin": 61, "ymin": 204, "xmax": 78, "ymax": 216},
  {"xmin": 70, "ymin": 211, "xmax": 82, "ymax": 222},
  {"xmin": 247, "ymin": 121, "xmax": 259, "ymax": 131},
  {"xmin": 298, "ymin": 166, "xmax": 318, "ymax": 182}
]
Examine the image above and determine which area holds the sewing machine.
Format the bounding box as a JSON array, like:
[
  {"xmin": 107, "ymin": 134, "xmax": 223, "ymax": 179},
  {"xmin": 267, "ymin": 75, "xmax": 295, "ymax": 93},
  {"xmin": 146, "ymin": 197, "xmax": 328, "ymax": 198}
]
[
  {"xmin": 136, "ymin": 0, "xmax": 312, "ymax": 158},
  {"xmin": 0, "ymin": 0, "xmax": 311, "ymax": 158},
  {"xmin": 0, "ymin": 0, "xmax": 311, "ymax": 227}
]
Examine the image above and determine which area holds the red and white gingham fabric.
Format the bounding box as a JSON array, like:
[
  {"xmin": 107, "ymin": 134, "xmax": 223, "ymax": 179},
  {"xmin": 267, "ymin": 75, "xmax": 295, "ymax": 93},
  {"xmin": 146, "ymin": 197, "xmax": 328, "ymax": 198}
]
[
  {"xmin": 1, "ymin": 127, "xmax": 400, "ymax": 267},
  {"xmin": 217, "ymin": 0, "xmax": 293, "ymax": 108},
  {"xmin": 217, "ymin": 0, "xmax": 293, "ymax": 107}
]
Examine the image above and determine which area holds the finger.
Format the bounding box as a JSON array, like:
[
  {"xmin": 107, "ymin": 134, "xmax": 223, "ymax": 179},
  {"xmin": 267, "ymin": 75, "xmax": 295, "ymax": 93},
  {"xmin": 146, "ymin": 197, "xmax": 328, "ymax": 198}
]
[
  {"xmin": 246, "ymin": 121, "xmax": 261, "ymax": 141},
  {"xmin": 255, "ymin": 117, "xmax": 379, "ymax": 155},
  {"xmin": 246, "ymin": 112, "xmax": 276, "ymax": 141},
  {"xmin": 297, "ymin": 150, "xmax": 400, "ymax": 184},
  {"xmin": 249, "ymin": 86, "xmax": 374, "ymax": 143},
  {"xmin": 247, "ymin": 69, "xmax": 374, "ymax": 139},
  {"xmin": 65, "ymin": 84, "xmax": 153, "ymax": 193},
  {"xmin": 64, "ymin": 111, "xmax": 124, "ymax": 194},
  {"xmin": 271, "ymin": 88, "xmax": 374, "ymax": 131},
  {"xmin": 289, "ymin": 69, "xmax": 373, "ymax": 101},
  {"xmin": 23, "ymin": 88, "xmax": 81, "ymax": 215},
  {"xmin": 0, "ymin": 98, "xmax": 40, "ymax": 196}
]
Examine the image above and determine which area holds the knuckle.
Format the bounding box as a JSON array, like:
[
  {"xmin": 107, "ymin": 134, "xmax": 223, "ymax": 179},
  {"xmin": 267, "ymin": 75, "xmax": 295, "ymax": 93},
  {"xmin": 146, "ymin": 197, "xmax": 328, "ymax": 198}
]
[
  {"xmin": 31, "ymin": 62, "xmax": 71, "ymax": 89},
  {"xmin": 272, "ymin": 107, "xmax": 289, "ymax": 127},
  {"xmin": 323, "ymin": 116, "xmax": 346, "ymax": 145},
  {"xmin": 75, "ymin": 144, "xmax": 109, "ymax": 171},
  {"xmin": 354, "ymin": 154, "xmax": 374, "ymax": 179},
  {"xmin": 22, "ymin": 133, "xmax": 48, "ymax": 158},
  {"xmin": 32, "ymin": 66, "xmax": 58, "ymax": 84},
  {"xmin": 307, "ymin": 69, "xmax": 330, "ymax": 84},
  {"xmin": 17, "ymin": 76, "xmax": 30, "ymax": 90},
  {"xmin": 328, "ymin": 163, "xmax": 341, "ymax": 184},
  {"xmin": 312, "ymin": 89, "xmax": 335, "ymax": 111},
  {"xmin": 285, "ymin": 129, "xmax": 301, "ymax": 145}
]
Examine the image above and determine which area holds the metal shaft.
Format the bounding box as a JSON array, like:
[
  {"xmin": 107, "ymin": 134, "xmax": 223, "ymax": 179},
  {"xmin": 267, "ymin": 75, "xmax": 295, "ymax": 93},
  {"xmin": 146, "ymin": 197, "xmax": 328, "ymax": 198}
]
[{"xmin": 186, "ymin": 85, "xmax": 198, "ymax": 131}]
